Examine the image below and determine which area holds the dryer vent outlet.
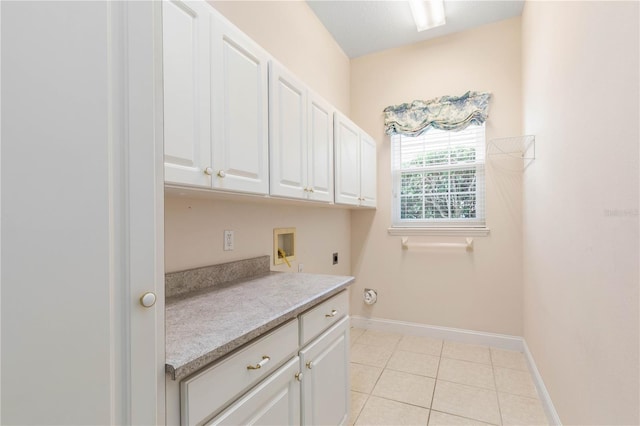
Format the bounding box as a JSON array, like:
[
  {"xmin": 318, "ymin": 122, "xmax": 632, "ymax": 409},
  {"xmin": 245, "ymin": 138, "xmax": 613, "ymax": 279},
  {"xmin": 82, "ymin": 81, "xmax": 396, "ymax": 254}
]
[{"xmin": 363, "ymin": 288, "xmax": 377, "ymax": 305}]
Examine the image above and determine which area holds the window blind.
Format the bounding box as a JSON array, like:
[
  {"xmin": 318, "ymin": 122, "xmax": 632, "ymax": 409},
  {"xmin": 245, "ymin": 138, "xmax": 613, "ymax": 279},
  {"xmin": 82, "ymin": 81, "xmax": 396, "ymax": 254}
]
[{"xmin": 391, "ymin": 124, "xmax": 486, "ymax": 227}]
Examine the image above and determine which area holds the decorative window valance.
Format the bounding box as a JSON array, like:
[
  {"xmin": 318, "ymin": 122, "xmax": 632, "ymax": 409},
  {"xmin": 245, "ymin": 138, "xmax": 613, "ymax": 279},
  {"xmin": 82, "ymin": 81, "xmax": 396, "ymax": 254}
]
[{"xmin": 383, "ymin": 91, "xmax": 492, "ymax": 137}]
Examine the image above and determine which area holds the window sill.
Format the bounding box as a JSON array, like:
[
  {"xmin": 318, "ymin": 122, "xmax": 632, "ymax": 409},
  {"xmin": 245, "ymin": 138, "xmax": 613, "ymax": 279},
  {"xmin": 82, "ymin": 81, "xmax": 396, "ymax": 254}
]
[{"xmin": 387, "ymin": 227, "xmax": 490, "ymax": 237}]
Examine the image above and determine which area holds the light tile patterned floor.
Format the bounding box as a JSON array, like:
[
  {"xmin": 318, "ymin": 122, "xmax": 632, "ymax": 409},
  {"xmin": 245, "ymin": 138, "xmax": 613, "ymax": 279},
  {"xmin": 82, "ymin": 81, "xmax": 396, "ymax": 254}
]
[{"xmin": 349, "ymin": 328, "xmax": 548, "ymax": 426}]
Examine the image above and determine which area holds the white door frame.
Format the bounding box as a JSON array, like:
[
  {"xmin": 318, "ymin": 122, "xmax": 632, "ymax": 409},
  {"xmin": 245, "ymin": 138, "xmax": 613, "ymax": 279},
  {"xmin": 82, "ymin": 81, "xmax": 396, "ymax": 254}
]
[{"xmin": 108, "ymin": 1, "xmax": 165, "ymax": 424}]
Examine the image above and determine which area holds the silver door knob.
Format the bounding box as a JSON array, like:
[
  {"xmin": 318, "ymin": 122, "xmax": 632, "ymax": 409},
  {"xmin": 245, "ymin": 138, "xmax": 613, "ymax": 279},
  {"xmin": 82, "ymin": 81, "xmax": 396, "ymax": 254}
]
[
  {"xmin": 306, "ymin": 361, "xmax": 314, "ymax": 369},
  {"xmin": 140, "ymin": 292, "xmax": 156, "ymax": 308},
  {"xmin": 204, "ymin": 167, "xmax": 213, "ymax": 175},
  {"xmin": 217, "ymin": 170, "xmax": 226, "ymax": 178}
]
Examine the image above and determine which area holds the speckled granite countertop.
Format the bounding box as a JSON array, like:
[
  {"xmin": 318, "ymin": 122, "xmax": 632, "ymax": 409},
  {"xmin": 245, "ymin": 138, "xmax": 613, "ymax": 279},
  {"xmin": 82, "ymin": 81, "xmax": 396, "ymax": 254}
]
[{"xmin": 165, "ymin": 271, "xmax": 354, "ymax": 381}]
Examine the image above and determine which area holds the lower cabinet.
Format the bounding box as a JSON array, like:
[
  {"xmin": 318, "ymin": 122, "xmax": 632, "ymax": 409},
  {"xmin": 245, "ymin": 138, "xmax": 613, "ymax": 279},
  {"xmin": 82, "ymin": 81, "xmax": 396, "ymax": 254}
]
[
  {"xmin": 175, "ymin": 291, "xmax": 350, "ymax": 426},
  {"xmin": 207, "ymin": 357, "xmax": 301, "ymax": 426},
  {"xmin": 300, "ymin": 317, "xmax": 350, "ymax": 426}
]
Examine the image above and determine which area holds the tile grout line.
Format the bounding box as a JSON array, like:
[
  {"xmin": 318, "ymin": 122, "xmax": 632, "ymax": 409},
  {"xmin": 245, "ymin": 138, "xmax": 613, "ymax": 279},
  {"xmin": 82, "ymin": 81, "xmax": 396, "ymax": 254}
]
[
  {"xmin": 351, "ymin": 329, "xmax": 404, "ymax": 425},
  {"xmin": 426, "ymin": 339, "xmax": 445, "ymax": 425},
  {"xmin": 429, "ymin": 409, "xmax": 501, "ymax": 426},
  {"xmin": 489, "ymin": 348, "xmax": 505, "ymax": 426}
]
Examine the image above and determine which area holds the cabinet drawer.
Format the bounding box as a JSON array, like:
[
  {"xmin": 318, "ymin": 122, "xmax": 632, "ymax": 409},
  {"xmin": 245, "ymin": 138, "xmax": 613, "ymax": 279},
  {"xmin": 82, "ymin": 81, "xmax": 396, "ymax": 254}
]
[
  {"xmin": 181, "ymin": 319, "xmax": 299, "ymax": 426},
  {"xmin": 299, "ymin": 291, "xmax": 349, "ymax": 346},
  {"xmin": 206, "ymin": 356, "xmax": 301, "ymax": 426}
]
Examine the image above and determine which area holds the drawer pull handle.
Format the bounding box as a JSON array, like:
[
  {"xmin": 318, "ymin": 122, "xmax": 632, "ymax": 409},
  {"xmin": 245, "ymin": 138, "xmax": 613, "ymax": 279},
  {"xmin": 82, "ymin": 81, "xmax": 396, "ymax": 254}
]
[
  {"xmin": 247, "ymin": 356, "xmax": 270, "ymax": 370},
  {"xmin": 295, "ymin": 372, "xmax": 303, "ymax": 382},
  {"xmin": 306, "ymin": 361, "xmax": 314, "ymax": 369},
  {"xmin": 325, "ymin": 309, "xmax": 338, "ymax": 318}
]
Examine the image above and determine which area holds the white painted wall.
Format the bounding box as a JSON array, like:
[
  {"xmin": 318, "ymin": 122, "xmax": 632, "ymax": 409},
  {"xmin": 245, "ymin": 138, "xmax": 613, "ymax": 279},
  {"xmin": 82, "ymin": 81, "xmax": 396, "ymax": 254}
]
[
  {"xmin": 522, "ymin": 2, "xmax": 639, "ymax": 424},
  {"xmin": 349, "ymin": 18, "xmax": 524, "ymax": 335},
  {"xmin": 164, "ymin": 1, "xmax": 353, "ymax": 276}
]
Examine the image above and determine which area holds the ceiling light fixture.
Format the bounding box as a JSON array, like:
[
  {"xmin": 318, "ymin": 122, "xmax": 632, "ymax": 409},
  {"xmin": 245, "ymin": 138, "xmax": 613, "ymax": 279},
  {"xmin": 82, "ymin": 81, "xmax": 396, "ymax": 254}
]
[{"xmin": 408, "ymin": 0, "xmax": 446, "ymax": 32}]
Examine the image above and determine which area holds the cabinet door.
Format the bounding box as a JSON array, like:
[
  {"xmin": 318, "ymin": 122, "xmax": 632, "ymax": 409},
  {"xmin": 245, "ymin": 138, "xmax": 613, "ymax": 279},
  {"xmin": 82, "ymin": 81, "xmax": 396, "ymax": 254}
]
[
  {"xmin": 334, "ymin": 113, "xmax": 361, "ymax": 206},
  {"xmin": 211, "ymin": 12, "xmax": 270, "ymax": 195},
  {"xmin": 207, "ymin": 357, "xmax": 301, "ymax": 426},
  {"xmin": 269, "ymin": 62, "xmax": 307, "ymax": 199},
  {"xmin": 300, "ymin": 317, "xmax": 350, "ymax": 426},
  {"xmin": 359, "ymin": 133, "xmax": 377, "ymax": 208},
  {"xmin": 307, "ymin": 92, "xmax": 334, "ymax": 203},
  {"xmin": 162, "ymin": 0, "xmax": 211, "ymax": 187}
]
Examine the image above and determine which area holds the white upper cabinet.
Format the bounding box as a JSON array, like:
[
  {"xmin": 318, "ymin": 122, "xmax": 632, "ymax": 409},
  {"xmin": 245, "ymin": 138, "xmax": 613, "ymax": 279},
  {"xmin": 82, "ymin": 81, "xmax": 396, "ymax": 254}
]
[
  {"xmin": 334, "ymin": 112, "xmax": 377, "ymax": 208},
  {"xmin": 163, "ymin": 0, "xmax": 374, "ymax": 206},
  {"xmin": 163, "ymin": 2, "xmax": 269, "ymax": 194},
  {"xmin": 210, "ymin": 12, "xmax": 270, "ymax": 195},
  {"xmin": 359, "ymin": 133, "xmax": 377, "ymax": 207},
  {"xmin": 307, "ymin": 92, "xmax": 334, "ymax": 203},
  {"xmin": 162, "ymin": 0, "xmax": 212, "ymax": 187},
  {"xmin": 269, "ymin": 62, "xmax": 334, "ymax": 202},
  {"xmin": 269, "ymin": 63, "xmax": 307, "ymax": 199}
]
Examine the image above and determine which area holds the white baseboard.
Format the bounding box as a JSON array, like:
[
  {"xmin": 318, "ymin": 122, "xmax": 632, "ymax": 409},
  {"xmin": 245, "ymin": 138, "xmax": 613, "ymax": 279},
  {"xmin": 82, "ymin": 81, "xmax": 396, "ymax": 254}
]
[
  {"xmin": 350, "ymin": 315, "xmax": 524, "ymax": 351},
  {"xmin": 350, "ymin": 315, "xmax": 561, "ymax": 425},
  {"xmin": 523, "ymin": 339, "xmax": 562, "ymax": 425}
]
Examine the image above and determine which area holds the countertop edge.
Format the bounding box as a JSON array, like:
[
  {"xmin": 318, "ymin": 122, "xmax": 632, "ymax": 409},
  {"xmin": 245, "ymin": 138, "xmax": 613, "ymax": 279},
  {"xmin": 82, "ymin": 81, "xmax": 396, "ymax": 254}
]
[{"xmin": 167, "ymin": 276, "xmax": 354, "ymax": 381}]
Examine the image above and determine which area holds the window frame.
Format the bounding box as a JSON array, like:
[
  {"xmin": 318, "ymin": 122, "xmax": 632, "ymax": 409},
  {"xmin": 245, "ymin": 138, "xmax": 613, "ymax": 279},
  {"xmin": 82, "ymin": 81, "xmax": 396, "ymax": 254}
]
[{"xmin": 390, "ymin": 124, "xmax": 488, "ymax": 232}]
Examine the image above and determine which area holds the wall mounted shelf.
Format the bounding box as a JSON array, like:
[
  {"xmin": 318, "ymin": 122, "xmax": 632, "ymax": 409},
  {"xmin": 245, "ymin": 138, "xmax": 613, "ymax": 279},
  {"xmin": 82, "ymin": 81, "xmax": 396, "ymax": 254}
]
[{"xmin": 487, "ymin": 135, "xmax": 536, "ymax": 160}]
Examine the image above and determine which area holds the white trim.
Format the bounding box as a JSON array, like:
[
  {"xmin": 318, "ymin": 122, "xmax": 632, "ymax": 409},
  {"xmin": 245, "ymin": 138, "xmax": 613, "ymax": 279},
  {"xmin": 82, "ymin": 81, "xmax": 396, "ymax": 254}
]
[
  {"xmin": 123, "ymin": 2, "xmax": 166, "ymax": 424},
  {"xmin": 523, "ymin": 340, "xmax": 562, "ymax": 426},
  {"xmin": 388, "ymin": 227, "xmax": 490, "ymax": 236},
  {"xmin": 0, "ymin": 1, "xmax": 3, "ymax": 417},
  {"xmin": 351, "ymin": 316, "xmax": 562, "ymax": 425},
  {"xmin": 107, "ymin": 3, "xmax": 129, "ymax": 423},
  {"xmin": 350, "ymin": 315, "xmax": 522, "ymax": 350}
]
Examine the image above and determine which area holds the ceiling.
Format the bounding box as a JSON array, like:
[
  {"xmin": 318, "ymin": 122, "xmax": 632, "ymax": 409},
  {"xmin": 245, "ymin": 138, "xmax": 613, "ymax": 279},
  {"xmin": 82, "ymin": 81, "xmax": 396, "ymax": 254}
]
[{"xmin": 307, "ymin": 1, "xmax": 525, "ymax": 58}]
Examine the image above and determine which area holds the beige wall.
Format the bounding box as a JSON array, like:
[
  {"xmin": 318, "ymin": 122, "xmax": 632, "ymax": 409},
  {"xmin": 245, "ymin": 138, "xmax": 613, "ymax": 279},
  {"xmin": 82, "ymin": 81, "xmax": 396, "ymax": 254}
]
[
  {"xmin": 165, "ymin": 1, "xmax": 352, "ymax": 275},
  {"xmin": 210, "ymin": 0, "xmax": 350, "ymax": 113},
  {"xmin": 350, "ymin": 17, "xmax": 524, "ymax": 335},
  {"xmin": 522, "ymin": 2, "xmax": 639, "ymax": 424},
  {"xmin": 165, "ymin": 195, "xmax": 351, "ymax": 275}
]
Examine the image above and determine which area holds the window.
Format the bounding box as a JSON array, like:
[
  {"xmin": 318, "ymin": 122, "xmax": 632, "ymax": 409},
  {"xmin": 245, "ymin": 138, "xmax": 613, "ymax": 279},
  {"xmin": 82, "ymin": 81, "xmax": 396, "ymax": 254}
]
[{"xmin": 391, "ymin": 124, "xmax": 485, "ymax": 228}]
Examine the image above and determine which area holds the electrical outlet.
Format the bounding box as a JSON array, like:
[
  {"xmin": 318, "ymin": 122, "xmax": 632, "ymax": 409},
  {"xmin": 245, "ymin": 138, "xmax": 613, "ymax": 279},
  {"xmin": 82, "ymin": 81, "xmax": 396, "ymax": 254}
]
[
  {"xmin": 332, "ymin": 252, "xmax": 338, "ymax": 265},
  {"xmin": 224, "ymin": 230, "xmax": 234, "ymax": 251},
  {"xmin": 298, "ymin": 263, "xmax": 304, "ymax": 272}
]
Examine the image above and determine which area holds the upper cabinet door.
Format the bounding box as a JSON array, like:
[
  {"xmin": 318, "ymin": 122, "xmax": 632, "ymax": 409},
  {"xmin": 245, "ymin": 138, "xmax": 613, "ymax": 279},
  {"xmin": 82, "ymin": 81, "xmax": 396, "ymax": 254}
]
[
  {"xmin": 334, "ymin": 113, "xmax": 361, "ymax": 206},
  {"xmin": 359, "ymin": 133, "xmax": 377, "ymax": 207},
  {"xmin": 211, "ymin": 13, "xmax": 270, "ymax": 195},
  {"xmin": 307, "ymin": 93, "xmax": 334, "ymax": 203},
  {"xmin": 334, "ymin": 112, "xmax": 377, "ymax": 208},
  {"xmin": 269, "ymin": 62, "xmax": 307, "ymax": 199},
  {"xmin": 162, "ymin": 0, "xmax": 212, "ymax": 187}
]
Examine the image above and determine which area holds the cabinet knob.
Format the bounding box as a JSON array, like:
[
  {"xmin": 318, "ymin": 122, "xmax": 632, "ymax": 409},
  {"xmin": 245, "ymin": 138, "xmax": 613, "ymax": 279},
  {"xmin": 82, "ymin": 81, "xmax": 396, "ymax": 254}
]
[
  {"xmin": 303, "ymin": 187, "xmax": 309, "ymax": 192},
  {"xmin": 306, "ymin": 361, "xmax": 314, "ymax": 369},
  {"xmin": 217, "ymin": 170, "xmax": 226, "ymax": 178},
  {"xmin": 247, "ymin": 355, "xmax": 270, "ymax": 370},
  {"xmin": 309, "ymin": 187, "xmax": 315, "ymax": 193},
  {"xmin": 295, "ymin": 372, "xmax": 303, "ymax": 382},
  {"xmin": 325, "ymin": 309, "xmax": 338, "ymax": 318},
  {"xmin": 139, "ymin": 292, "xmax": 156, "ymax": 308},
  {"xmin": 204, "ymin": 167, "xmax": 213, "ymax": 175}
]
